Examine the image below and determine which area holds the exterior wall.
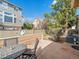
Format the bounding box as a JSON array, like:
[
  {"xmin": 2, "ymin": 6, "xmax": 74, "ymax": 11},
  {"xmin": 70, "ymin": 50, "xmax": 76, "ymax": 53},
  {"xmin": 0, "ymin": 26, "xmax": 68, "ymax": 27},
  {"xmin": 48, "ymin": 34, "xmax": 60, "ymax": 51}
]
[
  {"xmin": 0, "ymin": 0, "xmax": 23, "ymax": 27},
  {"xmin": 0, "ymin": 1, "xmax": 22, "ymax": 39},
  {"xmin": 0, "ymin": 0, "xmax": 23, "ymax": 48}
]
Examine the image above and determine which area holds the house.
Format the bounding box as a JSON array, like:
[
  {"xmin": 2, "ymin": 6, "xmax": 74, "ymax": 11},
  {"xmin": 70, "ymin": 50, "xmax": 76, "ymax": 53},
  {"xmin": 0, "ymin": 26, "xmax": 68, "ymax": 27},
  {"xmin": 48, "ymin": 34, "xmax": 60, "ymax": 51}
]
[
  {"xmin": 0, "ymin": 0, "xmax": 23, "ymax": 47},
  {"xmin": 33, "ymin": 17, "xmax": 42, "ymax": 30}
]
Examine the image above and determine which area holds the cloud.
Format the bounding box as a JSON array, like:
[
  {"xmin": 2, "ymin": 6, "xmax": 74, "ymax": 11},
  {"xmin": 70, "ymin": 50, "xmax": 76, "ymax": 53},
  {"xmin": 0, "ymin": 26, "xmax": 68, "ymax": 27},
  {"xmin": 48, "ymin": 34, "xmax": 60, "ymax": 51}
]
[{"xmin": 52, "ymin": 0, "xmax": 57, "ymax": 5}]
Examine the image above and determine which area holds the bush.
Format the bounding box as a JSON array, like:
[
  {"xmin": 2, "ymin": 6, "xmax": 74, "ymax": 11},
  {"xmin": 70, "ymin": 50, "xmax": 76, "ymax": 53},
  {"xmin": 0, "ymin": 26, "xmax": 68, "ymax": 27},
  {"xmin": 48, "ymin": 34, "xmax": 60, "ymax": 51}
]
[
  {"xmin": 48, "ymin": 28, "xmax": 66, "ymax": 43},
  {"xmin": 68, "ymin": 29, "xmax": 78, "ymax": 34},
  {"xmin": 26, "ymin": 23, "xmax": 33, "ymax": 29},
  {"xmin": 22, "ymin": 23, "xmax": 33, "ymax": 30}
]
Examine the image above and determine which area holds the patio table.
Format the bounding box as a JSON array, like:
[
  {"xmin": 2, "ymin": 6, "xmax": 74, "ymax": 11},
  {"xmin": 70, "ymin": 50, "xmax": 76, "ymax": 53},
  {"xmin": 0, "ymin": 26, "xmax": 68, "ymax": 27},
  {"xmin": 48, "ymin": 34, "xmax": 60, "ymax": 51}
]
[{"xmin": 0, "ymin": 44, "xmax": 27, "ymax": 59}]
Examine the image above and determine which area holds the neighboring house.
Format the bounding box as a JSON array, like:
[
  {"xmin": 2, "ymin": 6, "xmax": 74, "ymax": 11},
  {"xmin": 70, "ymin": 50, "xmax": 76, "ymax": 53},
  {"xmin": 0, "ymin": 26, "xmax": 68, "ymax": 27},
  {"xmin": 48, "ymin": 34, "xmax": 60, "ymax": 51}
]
[
  {"xmin": 33, "ymin": 17, "xmax": 42, "ymax": 30},
  {"xmin": 0, "ymin": 0, "xmax": 23, "ymax": 47}
]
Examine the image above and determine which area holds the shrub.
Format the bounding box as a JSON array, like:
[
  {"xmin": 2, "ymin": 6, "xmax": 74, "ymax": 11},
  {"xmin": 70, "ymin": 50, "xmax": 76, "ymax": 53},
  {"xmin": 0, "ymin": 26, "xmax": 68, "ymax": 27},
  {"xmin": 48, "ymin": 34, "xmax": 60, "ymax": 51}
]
[{"xmin": 22, "ymin": 23, "xmax": 33, "ymax": 30}]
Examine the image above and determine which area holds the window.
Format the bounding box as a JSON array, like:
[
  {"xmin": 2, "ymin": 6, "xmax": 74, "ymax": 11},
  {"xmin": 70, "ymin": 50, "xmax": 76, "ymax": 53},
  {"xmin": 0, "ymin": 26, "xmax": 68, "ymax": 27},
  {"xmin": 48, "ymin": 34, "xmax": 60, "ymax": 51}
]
[
  {"xmin": 8, "ymin": 4, "xmax": 13, "ymax": 7},
  {"xmin": 4, "ymin": 26, "xmax": 17, "ymax": 30},
  {"xmin": 0, "ymin": 14, "xmax": 2, "ymax": 17},
  {"xmin": 4, "ymin": 27, "xmax": 14, "ymax": 30},
  {"xmin": 0, "ymin": 2, "xmax": 3, "ymax": 11},
  {"xmin": 14, "ymin": 18, "xmax": 16, "ymax": 23},
  {"xmin": 0, "ymin": 18, "xmax": 2, "ymax": 22},
  {"xmin": 4, "ymin": 16, "xmax": 13, "ymax": 22},
  {"xmin": 18, "ymin": 10, "xmax": 22, "ymax": 16},
  {"xmin": 0, "ymin": 14, "xmax": 3, "ymax": 22},
  {"xmin": 14, "ymin": 8, "xmax": 18, "ymax": 11},
  {"xmin": 2, "ymin": 2, "xmax": 8, "ymax": 9},
  {"xmin": 0, "ymin": 10, "xmax": 2, "ymax": 13},
  {"xmin": 4, "ymin": 12, "xmax": 12, "ymax": 15},
  {"xmin": 0, "ymin": 2, "xmax": 2, "ymax": 5},
  {"xmin": 14, "ymin": 14, "xmax": 16, "ymax": 16},
  {"xmin": 0, "ymin": 26, "xmax": 3, "ymax": 30}
]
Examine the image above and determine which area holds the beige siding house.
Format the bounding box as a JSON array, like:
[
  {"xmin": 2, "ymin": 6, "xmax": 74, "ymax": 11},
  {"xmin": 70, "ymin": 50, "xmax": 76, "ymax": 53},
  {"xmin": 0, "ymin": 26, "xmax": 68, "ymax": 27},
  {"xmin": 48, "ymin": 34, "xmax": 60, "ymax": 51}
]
[
  {"xmin": 0, "ymin": 0, "xmax": 23, "ymax": 47},
  {"xmin": 33, "ymin": 17, "xmax": 42, "ymax": 30}
]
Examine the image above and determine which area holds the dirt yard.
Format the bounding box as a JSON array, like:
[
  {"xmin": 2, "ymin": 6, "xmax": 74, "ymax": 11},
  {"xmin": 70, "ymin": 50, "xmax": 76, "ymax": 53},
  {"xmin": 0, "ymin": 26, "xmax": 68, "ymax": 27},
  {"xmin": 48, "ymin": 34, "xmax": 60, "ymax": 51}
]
[
  {"xmin": 36, "ymin": 40, "xmax": 79, "ymax": 59},
  {"xmin": 18, "ymin": 34, "xmax": 79, "ymax": 59}
]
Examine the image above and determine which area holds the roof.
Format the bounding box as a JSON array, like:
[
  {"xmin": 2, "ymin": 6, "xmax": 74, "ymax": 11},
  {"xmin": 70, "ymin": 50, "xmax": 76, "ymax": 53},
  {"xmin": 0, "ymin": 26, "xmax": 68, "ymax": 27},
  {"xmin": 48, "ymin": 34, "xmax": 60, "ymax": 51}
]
[{"xmin": 0, "ymin": 0, "xmax": 22, "ymax": 10}]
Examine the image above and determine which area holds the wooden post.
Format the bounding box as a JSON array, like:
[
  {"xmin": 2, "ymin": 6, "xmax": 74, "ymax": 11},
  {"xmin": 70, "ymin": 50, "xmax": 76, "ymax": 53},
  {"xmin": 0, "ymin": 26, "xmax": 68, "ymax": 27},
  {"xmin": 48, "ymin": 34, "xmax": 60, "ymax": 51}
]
[{"xmin": 71, "ymin": 0, "xmax": 79, "ymax": 8}]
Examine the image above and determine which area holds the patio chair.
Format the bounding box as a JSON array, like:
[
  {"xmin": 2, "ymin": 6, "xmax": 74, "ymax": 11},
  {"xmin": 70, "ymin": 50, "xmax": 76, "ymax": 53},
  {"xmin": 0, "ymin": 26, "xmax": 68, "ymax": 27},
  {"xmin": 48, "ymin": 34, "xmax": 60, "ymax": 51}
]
[{"xmin": 22, "ymin": 39, "xmax": 39, "ymax": 59}]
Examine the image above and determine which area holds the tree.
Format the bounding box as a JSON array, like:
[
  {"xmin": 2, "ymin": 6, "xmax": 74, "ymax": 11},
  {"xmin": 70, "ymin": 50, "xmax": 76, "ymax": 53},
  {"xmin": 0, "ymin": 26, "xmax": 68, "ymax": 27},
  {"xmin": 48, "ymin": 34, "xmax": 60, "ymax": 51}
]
[
  {"xmin": 51, "ymin": 0, "xmax": 76, "ymax": 28},
  {"xmin": 44, "ymin": 13, "xmax": 52, "ymax": 24},
  {"xmin": 44, "ymin": 13, "xmax": 52, "ymax": 19},
  {"xmin": 43, "ymin": 0, "xmax": 77, "ymax": 42},
  {"xmin": 22, "ymin": 23, "xmax": 26, "ymax": 29},
  {"xmin": 22, "ymin": 23, "xmax": 33, "ymax": 30}
]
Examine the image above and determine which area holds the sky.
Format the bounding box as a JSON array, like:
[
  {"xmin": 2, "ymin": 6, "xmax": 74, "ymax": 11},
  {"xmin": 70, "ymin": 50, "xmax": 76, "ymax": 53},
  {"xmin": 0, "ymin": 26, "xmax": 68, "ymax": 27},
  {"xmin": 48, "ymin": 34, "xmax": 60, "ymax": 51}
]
[{"xmin": 8, "ymin": 0, "xmax": 53, "ymax": 21}]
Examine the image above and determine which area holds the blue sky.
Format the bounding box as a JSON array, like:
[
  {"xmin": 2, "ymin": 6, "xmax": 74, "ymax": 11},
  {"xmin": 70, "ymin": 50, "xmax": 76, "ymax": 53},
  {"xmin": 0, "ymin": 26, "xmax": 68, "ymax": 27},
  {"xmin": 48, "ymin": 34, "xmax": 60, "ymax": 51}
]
[{"xmin": 8, "ymin": 0, "xmax": 53, "ymax": 21}]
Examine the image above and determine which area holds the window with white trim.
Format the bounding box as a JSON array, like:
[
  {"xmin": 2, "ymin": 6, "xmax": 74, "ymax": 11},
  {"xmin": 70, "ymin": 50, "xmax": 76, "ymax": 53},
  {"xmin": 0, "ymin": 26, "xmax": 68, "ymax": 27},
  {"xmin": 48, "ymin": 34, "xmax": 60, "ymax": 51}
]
[
  {"xmin": 0, "ymin": 14, "xmax": 3, "ymax": 22},
  {"xmin": 4, "ymin": 16, "xmax": 13, "ymax": 22}
]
